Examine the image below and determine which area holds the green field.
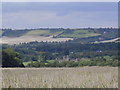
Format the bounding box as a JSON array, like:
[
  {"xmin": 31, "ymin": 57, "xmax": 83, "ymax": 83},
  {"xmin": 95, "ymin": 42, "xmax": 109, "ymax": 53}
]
[
  {"xmin": 25, "ymin": 30, "xmax": 63, "ymax": 37},
  {"xmin": 25, "ymin": 30, "xmax": 50, "ymax": 36},
  {"xmin": 23, "ymin": 60, "xmax": 56, "ymax": 66},
  {"xmin": 0, "ymin": 30, "xmax": 3, "ymax": 36},
  {"xmin": 74, "ymin": 30, "xmax": 89, "ymax": 34},
  {"xmin": 59, "ymin": 30, "xmax": 101, "ymax": 38},
  {"xmin": 2, "ymin": 29, "xmax": 101, "ymax": 38}
]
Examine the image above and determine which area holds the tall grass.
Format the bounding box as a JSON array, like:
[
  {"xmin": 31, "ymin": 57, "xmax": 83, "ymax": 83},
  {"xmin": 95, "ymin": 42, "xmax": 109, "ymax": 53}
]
[{"xmin": 2, "ymin": 66, "xmax": 118, "ymax": 88}]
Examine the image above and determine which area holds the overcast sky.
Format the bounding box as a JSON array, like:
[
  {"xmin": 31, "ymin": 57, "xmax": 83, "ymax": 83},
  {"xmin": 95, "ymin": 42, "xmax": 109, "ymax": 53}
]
[{"xmin": 1, "ymin": 2, "xmax": 118, "ymax": 29}]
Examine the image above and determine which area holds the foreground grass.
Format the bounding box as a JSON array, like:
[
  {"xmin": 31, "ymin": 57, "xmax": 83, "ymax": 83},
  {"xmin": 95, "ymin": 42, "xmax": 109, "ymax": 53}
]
[{"xmin": 2, "ymin": 67, "xmax": 118, "ymax": 88}]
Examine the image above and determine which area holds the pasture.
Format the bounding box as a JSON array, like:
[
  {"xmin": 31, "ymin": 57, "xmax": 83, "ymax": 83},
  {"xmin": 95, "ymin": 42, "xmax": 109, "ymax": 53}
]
[
  {"xmin": 2, "ymin": 67, "xmax": 118, "ymax": 88},
  {"xmin": 25, "ymin": 30, "xmax": 63, "ymax": 37},
  {"xmin": 59, "ymin": 30, "xmax": 101, "ymax": 38}
]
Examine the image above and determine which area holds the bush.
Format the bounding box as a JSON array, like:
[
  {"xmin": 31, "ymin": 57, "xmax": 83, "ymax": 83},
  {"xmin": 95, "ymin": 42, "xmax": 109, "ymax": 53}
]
[{"xmin": 2, "ymin": 48, "xmax": 24, "ymax": 67}]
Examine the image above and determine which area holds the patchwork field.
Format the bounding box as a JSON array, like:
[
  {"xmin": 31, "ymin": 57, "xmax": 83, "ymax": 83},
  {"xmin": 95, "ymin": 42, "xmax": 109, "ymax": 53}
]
[
  {"xmin": 1, "ymin": 29, "xmax": 100, "ymax": 44},
  {"xmin": 1, "ymin": 28, "xmax": 118, "ymax": 44},
  {"xmin": 2, "ymin": 67, "xmax": 118, "ymax": 88},
  {"xmin": 59, "ymin": 30, "xmax": 101, "ymax": 38},
  {"xmin": 25, "ymin": 30, "xmax": 63, "ymax": 37}
]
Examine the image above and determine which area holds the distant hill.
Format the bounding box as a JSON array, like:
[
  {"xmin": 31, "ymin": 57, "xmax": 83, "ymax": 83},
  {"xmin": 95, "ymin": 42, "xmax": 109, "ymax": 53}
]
[{"xmin": 0, "ymin": 28, "xmax": 119, "ymax": 44}]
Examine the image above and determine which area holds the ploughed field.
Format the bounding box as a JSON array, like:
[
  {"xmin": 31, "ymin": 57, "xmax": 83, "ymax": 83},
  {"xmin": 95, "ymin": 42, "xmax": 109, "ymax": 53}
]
[{"xmin": 2, "ymin": 67, "xmax": 118, "ymax": 88}]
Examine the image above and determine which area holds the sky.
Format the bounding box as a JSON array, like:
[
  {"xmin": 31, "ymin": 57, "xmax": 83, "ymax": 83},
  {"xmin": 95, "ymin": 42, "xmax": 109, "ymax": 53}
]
[
  {"xmin": 1, "ymin": 0, "xmax": 120, "ymax": 2},
  {"xmin": 1, "ymin": 2, "xmax": 118, "ymax": 29}
]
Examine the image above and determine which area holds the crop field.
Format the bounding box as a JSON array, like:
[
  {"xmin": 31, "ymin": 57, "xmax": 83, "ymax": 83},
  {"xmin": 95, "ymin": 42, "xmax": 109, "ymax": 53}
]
[
  {"xmin": 74, "ymin": 30, "xmax": 89, "ymax": 34},
  {"xmin": 24, "ymin": 29, "xmax": 100, "ymax": 38},
  {"xmin": 0, "ymin": 30, "xmax": 3, "ymax": 37},
  {"xmin": 0, "ymin": 30, "xmax": 2, "ymax": 34},
  {"xmin": 59, "ymin": 30, "xmax": 101, "ymax": 38},
  {"xmin": 25, "ymin": 30, "xmax": 50, "ymax": 36},
  {"xmin": 2, "ymin": 67, "xmax": 118, "ymax": 88},
  {"xmin": 25, "ymin": 30, "xmax": 63, "ymax": 37},
  {"xmin": 0, "ymin": 36, "xmax": 73, "ymax": 44},
  {"xmin": 60, "ymin": 33, "xmax": 100, "ymax": 38}
]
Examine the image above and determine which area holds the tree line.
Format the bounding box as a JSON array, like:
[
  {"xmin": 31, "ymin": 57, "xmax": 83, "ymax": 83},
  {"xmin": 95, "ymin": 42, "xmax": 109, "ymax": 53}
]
[{"xmin": 2, "ymin": 41, "xmax": 120, "ymax": 67}]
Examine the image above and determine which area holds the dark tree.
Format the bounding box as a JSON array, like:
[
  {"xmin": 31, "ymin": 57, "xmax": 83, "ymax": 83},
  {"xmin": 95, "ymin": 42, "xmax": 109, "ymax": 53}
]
[{"xmin": 2, "ymin": 48, "xmax": 24, "ymax": 67}]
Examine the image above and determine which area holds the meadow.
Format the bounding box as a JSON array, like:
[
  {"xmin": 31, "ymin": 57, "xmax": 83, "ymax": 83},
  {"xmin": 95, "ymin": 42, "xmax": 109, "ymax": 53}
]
[
  {"xmin": 25, "ymin": 30, "xmax": 63, "ymax": 37},
  {"xmin": 2, "ymin": 67, "xmax": 118, "ymax": 88},
  {"xmin": 59, "ymin": 30, "xmax": 101, "ymax": 38},
  {"xmin": 59, "ymin": 33, "xmax": 100, "ymax": 38}
]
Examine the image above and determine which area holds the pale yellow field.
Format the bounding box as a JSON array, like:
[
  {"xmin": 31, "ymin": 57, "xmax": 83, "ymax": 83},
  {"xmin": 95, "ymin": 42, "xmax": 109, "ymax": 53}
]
[
  {"xmin": 0, "ymin": 36, "xmax": 73, "ymax": 44},
  {"xmin": 1, "ymin": 67, "xmax": 118, "ymax": 88}
]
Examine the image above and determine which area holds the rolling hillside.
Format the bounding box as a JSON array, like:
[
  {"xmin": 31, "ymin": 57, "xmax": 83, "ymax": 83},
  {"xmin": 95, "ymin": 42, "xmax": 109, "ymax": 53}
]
[{"xmin": 1, "ymin": 28, "xmax": 119, "ymax": 44}]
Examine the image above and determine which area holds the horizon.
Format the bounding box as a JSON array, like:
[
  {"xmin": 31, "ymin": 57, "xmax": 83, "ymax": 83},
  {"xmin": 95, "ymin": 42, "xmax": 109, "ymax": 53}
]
[{"xmin": 1, "ymin": 27, "xmax": 118, "ymax": 30}]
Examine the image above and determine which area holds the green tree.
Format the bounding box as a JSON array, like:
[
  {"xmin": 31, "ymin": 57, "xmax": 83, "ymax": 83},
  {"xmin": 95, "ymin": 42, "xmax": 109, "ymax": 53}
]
[
  {"xmin": 38, "ymin": 52, "xmax": 48, "ymax": 63},
  {"xmin": 2, "ymin": 48, "xmax": 24, "ymax": 67}
]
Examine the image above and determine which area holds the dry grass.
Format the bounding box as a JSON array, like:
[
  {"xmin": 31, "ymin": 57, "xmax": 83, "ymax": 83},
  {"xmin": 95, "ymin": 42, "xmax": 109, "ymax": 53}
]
[
  {"xmin": 0, "ymin": 36, "xmax": 73, "ymax": 44},
  {"xmin": 1, "ymin": 66, "xmax": 118, "ymax": 88}
]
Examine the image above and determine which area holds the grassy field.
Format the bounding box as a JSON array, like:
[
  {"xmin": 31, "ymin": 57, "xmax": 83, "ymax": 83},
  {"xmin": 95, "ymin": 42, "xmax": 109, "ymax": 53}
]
[
  {"xmin": 25, "ymin": 30, "xmax": 63, "ymax": 37},
  {"xmin": 74, "ymin": 30, "xmax": 89, "ymax": 34},
  {"xmin": 0, "ymin": 30, "xmax": 3, "ymax": 37},
  {"xmin": 59, "ymin": 30, "xmax": 101, "ymax": 38},
  {"xmin": 2, "ymin": 29, "xmax": 100, "ymax": 38},
  {"xmin": 2, "ymin": 67, "xmax": 118, "ymax": 88},
  {"xmin": 25, "ymin": 30, "xmax": 49, "ymax": 36},
  {"xmin": 60, "ymin": 33, "xmax": 100, "ymax": 38}
]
